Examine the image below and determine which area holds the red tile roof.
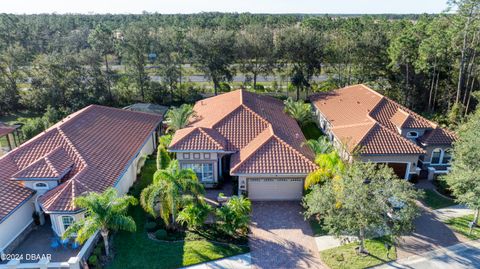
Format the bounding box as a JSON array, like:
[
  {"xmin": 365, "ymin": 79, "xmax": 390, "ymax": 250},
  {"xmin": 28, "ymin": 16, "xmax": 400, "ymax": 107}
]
[
  {"xmin": 0, "ymin": 105, "xmax": 161, "ymax": 221},
  {"xmin": 170, "ymin": 90, "xmax": 317, "ymax": 175},
  {"xmin": 310, "ymin": 84, "xmax": 455, "ymax": 155}
]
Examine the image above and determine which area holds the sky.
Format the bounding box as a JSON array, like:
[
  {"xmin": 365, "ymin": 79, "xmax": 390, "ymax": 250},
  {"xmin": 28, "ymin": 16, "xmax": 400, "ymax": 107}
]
[{"xmin": 1, "ymin": 0, "xmax": 449, "ymax": 15}]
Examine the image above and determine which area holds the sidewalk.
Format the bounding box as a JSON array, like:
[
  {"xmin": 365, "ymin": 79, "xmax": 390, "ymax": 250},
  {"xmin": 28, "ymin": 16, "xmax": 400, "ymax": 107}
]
[
  {"xmin": 432, "ymin": 204, "xmax": 473, "ymax": 222},
  {"xmin": 181, "ymin": 253, "xmax": 251, "ymax": 269},
  {"xmin": 373, "ymin": 239, "xmax": 480, "ymax": 268}
]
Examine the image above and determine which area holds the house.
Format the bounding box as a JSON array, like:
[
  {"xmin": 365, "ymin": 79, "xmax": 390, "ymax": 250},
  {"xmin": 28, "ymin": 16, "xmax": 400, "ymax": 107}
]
[
  {"xmin": 168, "ymin": 89, "xmax": 317, "ymax": 201},
  {"xmin": 0, "ymin": 122, "xmax": 21, "ymax": 156},
  {"xmin": 0, "ymin": 105, "xmax": 161, "ymax": 255},
  {"xmin": 310, "ymin": 84, "xmax": 456, "ymax": 180}
]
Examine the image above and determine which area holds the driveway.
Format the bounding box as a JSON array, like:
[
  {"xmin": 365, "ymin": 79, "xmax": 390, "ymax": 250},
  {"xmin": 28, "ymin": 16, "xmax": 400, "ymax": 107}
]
[
  {"xmin": 249, "ymin": 202, "xmax": 326, "ymax": 269},
  {"xmin": 396, "ymin": 203, "xmax": 469, "ymax": 259}
]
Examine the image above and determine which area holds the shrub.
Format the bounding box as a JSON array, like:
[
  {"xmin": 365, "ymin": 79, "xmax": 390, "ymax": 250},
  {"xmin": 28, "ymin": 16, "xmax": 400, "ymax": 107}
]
[
  {"xmin": 154, "ymin": 229, "xmax": 167, "ymax": 240},
  {"xmin": 88, "ymin": 255, "xmax": 98, "ymax": 267},
  {"xmin": 21, "ymin": 117, "xmax": 46, "ymax": 140},
  {"xmin": 145, "ymin": 221, "xmax": 158, "ymax": 232},
  {"xmin": 177, "ymin": 202, "xmax": 211, "ymax": 230},
  {"xmin": 216, "ymin": 196, "xmax": 251, "ymax": 236},
  {"xmin": 93, "ymin": 245, "xmax": 102, "ymax": 256}
]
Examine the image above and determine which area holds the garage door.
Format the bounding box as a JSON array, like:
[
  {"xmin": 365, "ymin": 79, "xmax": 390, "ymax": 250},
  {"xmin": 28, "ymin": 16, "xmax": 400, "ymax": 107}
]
[
  {"xmin": 377, "ymin": 163, "xmax": 408, "ymax": 179},
  {"xmin": 247, "ymin": 178, "xmax": 303, "ymax": 201}
]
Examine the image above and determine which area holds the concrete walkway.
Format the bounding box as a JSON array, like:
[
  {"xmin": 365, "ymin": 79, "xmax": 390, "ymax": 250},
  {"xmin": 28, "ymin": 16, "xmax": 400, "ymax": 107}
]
[
  {"xmin": 181, "ymin": 253, "xmax": 252, "ymax": 269},
  {"xmin": 432, "ymin": 204, "xmax": 473, "ymax": 222},
  {"xmin": 314, "ymin": 235, "xmax": 357, "ymax": 251},
  {"xmin": 374, "ymin": 239, "xmax": 480, "ymax": 269}
]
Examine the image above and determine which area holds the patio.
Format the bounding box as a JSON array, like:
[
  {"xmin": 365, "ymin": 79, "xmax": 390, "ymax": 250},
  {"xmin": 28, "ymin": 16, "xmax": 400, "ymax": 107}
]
[{"xmin": 1, "ymin": 220, "xmax": 81, "ymax": 264}]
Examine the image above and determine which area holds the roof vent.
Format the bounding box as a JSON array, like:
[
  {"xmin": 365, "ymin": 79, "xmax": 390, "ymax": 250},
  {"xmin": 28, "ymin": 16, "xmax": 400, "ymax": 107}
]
[
  {"xmin": 295, "ymin": 133, "xmax": 300, "ymax": 139},
  {"xmin": 357, "ymin": 101, "xmax": 361, "ymax": 104}
]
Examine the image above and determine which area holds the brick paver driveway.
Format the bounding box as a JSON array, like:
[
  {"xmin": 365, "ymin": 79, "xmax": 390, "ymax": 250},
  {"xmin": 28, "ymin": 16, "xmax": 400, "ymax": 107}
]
[
  {"xmin": 249, "ymin": 202, "xmax": 326, "ymax": 269},
  {"xmin": 396, "ymin": 202, "xmax": 469, "ymax": 259}
]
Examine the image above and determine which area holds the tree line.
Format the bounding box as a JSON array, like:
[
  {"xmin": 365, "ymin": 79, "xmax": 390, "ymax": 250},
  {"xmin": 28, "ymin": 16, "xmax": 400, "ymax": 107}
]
[{"xmin": 0, "ymin": 1, "xmax": 479, "ymax": 128}]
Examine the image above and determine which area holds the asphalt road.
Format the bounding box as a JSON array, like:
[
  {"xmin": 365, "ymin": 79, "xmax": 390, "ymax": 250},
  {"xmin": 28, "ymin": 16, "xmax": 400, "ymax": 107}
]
[{"xmin": 377, "ymin": 240, "xmax": 480, "ymax": 269}]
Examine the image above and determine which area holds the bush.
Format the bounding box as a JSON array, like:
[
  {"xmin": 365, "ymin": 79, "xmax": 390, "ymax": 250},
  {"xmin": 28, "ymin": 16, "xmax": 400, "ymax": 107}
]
[
  {"xmin": 21, "ymin": 117, "xmax": 46, "ymax": 140},
  {"xmin": 216, "ymin": 196, "xmax": 251, "ymax": 236},
  {"xmin": 88, "ymin": 255, "xmax": 98, "ymax": 267},
  {"xmin": 93, "ymin": 245, "xmax": 102, "ymax": 256},
  {"xmin": 154, "ymin": 229, "xmax": 167, "ymax": 240},
  {"xmin": 177, "ymin": 202, "xmax": 211, "ymax": 230},
  {"xmin": 145, "ymin": 221, "xmax": 158, "ymax": 232}
]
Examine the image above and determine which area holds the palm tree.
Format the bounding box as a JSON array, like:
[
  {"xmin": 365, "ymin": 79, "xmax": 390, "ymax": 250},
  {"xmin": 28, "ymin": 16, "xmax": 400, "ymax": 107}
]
[
  {"xmin": 303, "ymin": 136, "xmax": 333, "ymax": 155},
  {"xmin": 165, "ymin": 104, "xmax": 196, "ymax": 133},
  {"xmin": 305, "ymin": 151, "xmax": 345, "ymax": 189},
  {"xmin": 140, "ymin": 160, "xmax": 204, "ymax": 229},
  {"xmin": 283, "ymin": 98, "xmax": 313, "ymax": 126},
  {"xmin": 63, "ymin": 188, "xmax": 138, "ymax": 256}
]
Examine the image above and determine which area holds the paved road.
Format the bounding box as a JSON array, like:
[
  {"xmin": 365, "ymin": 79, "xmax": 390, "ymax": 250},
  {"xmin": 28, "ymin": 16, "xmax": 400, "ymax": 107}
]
[
  {"xmin": 376, "ymin": 240, "xmax": 480, "ymax": 269},
  {"xmin": 249, "ymin": 202, "xmax": 326, "ymax": 269}
]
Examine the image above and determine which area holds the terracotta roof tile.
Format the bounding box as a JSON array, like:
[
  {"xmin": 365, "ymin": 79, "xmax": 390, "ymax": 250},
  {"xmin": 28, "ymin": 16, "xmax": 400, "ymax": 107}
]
[
  {"xmin": 310, "ymin": 84, "xmax": 451, "ymax": 155},
  {"xmin": 418, "ymin": 128, "xmax": 457, "ymax": 145},
  {"xmin": 169, "ymin": 127, "xmax": 227, "ymax": 151},
  {"xmin": 170, "ymin": 90, "xmax": 317, "ymax": 175},
  {"xmin": 0, "ymin": 105, "xmax": 161, "ymax": 220}
]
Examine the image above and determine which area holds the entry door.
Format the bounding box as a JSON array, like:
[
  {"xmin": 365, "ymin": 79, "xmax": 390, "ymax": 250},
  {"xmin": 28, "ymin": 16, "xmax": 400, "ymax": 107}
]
[{"xmin": 247, "ymin": 178, "xmax": 303, "ymax": 201}]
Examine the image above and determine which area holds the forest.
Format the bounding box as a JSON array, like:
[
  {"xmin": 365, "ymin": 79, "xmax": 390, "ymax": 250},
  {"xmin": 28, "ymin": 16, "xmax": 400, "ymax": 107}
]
[{"xmin": 0, "ymin": 0, "xmax": 479, "ymax": 133}]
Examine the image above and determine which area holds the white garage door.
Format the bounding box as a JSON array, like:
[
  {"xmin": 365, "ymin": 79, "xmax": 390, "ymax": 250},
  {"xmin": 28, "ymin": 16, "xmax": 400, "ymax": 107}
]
[{"xmin": 247, "ymin": 178, "xmax": 303, "ymax": 201}]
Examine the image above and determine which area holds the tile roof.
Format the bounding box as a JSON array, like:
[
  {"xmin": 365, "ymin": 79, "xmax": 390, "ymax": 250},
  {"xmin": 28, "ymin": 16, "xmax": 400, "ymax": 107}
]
[
  {"xmin": 0, "ymin": 105, "xmax": 161, "ymax": 221},
  {"xmin": 418, "ymin": 128, "xmax": 457, "ymax": 145},
  {"xmin": 170, "ymin": 90, "xmax": 317, "ymax": 175},
  {"xmin": 310, "ymin": 84, "xmax": 455, "ymax": 155}
]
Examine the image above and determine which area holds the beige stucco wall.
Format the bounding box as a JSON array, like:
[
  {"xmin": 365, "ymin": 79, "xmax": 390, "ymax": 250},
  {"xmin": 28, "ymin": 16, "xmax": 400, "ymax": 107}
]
[
  {"xmin": 422, "ymin": 145, "xmax": 452, "ymax": 164},
  {"xmin": 0, "ymin": 197, "xmax": 35, "ymax": 252},
  {"xmin": 23, "ymin": 181, "xmax": 59, "ymax": 196}
]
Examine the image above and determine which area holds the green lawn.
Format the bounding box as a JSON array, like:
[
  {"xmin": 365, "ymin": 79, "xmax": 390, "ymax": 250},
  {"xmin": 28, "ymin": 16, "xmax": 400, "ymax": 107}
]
[
  {"xmin": 106, "ymin": 157, "xmax": 249, "ymax": 269},
  {"xmin": 301, "ymin": 122, "xmax": 323, "ymax": 140},
  {"xmin": 445, "ymin": 214, "xmax": 480, "ymax": 240},
  {"xmin": 422, "ymin": 189, "xmax": 457, "ymax": 210},
  {"xmin": 320, "ymin": 237, "xmax": 396, "ymax": 269}
]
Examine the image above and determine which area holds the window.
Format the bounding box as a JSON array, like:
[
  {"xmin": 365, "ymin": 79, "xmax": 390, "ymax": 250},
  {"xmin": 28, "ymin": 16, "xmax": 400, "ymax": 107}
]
[
  {"xmin": 62, "ymin": 216, "xmax": 74, "ymax": 231},
  {"xmin": 34, "ymin": 182, "xmax": 48, "ymax": 189},
  {"xmin": 183, "ymin": 153, "xmax": 190, "ymax": 159},
  {"xmin": 442, "ymin": 149, "xmax": 452, "ymax": 164},
  {"xmin": 182, "ymin": 163, "xmax": 214, "ymax": 182},
  {"xmin": 431, "ymin": 148, "xmax": 442, "ymax": 164},
  {"xmin": 203, "ymin": 153, "xmax": 211, "ymax": 159},
  {"xmin": 406, "ymin": 131, "xmax": 419, "ymax": 138},
  {"xmin": 193, "ymin": 153, "xmax": 200, "ymax": 159}
]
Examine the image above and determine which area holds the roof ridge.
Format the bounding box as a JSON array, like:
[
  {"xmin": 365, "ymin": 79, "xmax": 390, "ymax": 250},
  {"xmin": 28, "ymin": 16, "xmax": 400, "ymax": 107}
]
[
  {"xmin": 198, "ymin": 127, "xmax": 225, "ymax": 149},
  {"xmin": 230, "ymin": 127, "xmax": 274, "ymax": 173},
  {"xmin": 332, "ymin": 122, "xmax": 376, "ymax": 129}
]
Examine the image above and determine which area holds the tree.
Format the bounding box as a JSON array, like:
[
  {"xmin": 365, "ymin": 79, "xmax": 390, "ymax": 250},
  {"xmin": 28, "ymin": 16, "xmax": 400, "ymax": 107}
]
[
  {"xmin": 216, "ymin": 196, "xmax": 251, "ymax": 236},
  {"xmin": 283, "ymin": 98, "xmax": 313, "ymax": 126},
  {"xmin": 63, "ymin": 188, "xmax": 138, "ymax": 256},
  {"xmin": 0, "ymin": 44, "xmax": 27, "ymax": 114},
  {"xmin": 121, "ymin": 23, "xmax": 151, "ymax": 101},
  {"xmin": 236, "ymin": 25, "xmax": 276, "ymax": 89},
  {"xmin": 187, "ymin": 28, "xmax": 236, "ymax": 95},
  {"xmin": 88, "ymin": 24, "xmax": 115, "ymax": 101},
  {"xmin": 140, "ymin": 160, "xmax": 205, "ymax": 229},
  {"xmin": 304, "ymin": 162, "xmax": 421, "ymax": 254},
  {"xmin": 165, "ymin": 104, "xmax": 195, "ymax": 133},
  {"xmin": 276, "ymin": 26, "xmax": 323, "ymax": 100},
  {"xmin": 303, "ymin": 136, "xmax": 334, "ymax": 155},
  {"xmin": 444, "ymin": 107, "xmax": 480, "ymax": 226},
  {"xmin": 304, "ymin": 151, "xmax": 345, "ymax": 190}
]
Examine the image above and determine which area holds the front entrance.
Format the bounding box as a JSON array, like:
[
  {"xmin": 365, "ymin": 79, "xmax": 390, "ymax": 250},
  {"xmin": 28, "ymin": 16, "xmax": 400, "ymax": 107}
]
[{"xmin": 247, "ymin": 178, "xmax": 303, "ymax": 201}]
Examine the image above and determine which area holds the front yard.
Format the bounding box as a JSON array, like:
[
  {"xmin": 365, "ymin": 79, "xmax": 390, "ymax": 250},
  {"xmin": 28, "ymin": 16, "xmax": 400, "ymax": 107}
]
[
  {"xmin": 445, "ymin": 214, "xmax": 480, "ymax": 240},
  {"xmin": 106, "ymin": 157, "xmax": 249, "ymax": 269},
  {"xmin": 319, "ymin": 237, "xmax": 396, "ymax": 269},
  {"xmin": 421, "ymin": 189, "xmax": 457, "ymax": 210}
]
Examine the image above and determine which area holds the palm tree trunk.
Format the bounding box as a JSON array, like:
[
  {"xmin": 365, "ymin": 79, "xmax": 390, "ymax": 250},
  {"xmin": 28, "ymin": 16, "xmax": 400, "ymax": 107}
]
[{"xmin": 101, "ymin": 229, "xmax": 110, "ymax": 256}]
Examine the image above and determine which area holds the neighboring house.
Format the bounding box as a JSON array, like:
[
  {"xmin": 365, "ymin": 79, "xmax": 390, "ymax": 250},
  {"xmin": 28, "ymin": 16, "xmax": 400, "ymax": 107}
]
[
  {"xmin": 169, "ymin": 89, "xmax": 317, "ymax": 201},
  {"xmin": 0, "ymin": 105, "xmax": 161, "ymax": 255},
  {"xmin": 310, "ymin": 84, "xmax": 456, "ymax": 180},
  {"xmin": 0, "ymin": 122, "xmax": 21, "ymax": 156}
]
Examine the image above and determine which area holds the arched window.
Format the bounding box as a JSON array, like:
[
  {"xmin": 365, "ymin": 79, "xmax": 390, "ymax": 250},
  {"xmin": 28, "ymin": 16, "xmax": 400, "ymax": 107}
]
[
  {"xmin": 442, "ymin": 149, "xmax": 452, "ymax": 164},
  {"xmin": 34, "ymin": 182, "xmax": 48, "ymax": 189},
  {"xmin": 431, "ymin": 148, "xmax": 442, "ymax": 164},
  {"xmin": 62, "ymin": 216, "xmax": 74, "ymax": 231},
  {"xmin": 407, "ymin": 131, "xmax": 419, "ymax": 138}
]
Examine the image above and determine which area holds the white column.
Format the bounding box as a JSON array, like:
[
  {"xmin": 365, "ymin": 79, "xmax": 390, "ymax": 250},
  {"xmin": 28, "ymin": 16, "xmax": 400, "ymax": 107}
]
[
  {"xmin": 38, "ymin": 258, "xmax": 49, "ymax": 269},
  {"xmin": 68, "ymin": 257, "xmax": 81, "ymax": 269},
  {"xmin": 6, "ymin": 259, "xmax": 20, "ymax": 269}
]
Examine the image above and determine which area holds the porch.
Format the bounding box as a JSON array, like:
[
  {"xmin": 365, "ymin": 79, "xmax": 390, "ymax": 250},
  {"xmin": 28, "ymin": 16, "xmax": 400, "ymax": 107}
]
[{"xmin": 1, "ymin": 220, "xmax": 81, "ymax": 264}]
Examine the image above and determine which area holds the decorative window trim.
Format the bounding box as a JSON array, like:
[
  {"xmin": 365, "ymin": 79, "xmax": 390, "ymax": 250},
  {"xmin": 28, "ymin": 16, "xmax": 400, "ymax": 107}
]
[
  {"xmin": 203, "ymin": 153, "xmax": 211, "ymax": 159},
  {"xmin": 183, "ymin": 153, "xmax": 191, "ymax": 159},
  {"xmin": 193, "ymin": 153, "xmax": 200, "ymax": 159},
  {"xmin": 406, "ymin": 131, "xmax": 419, "ymax": 138}
]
